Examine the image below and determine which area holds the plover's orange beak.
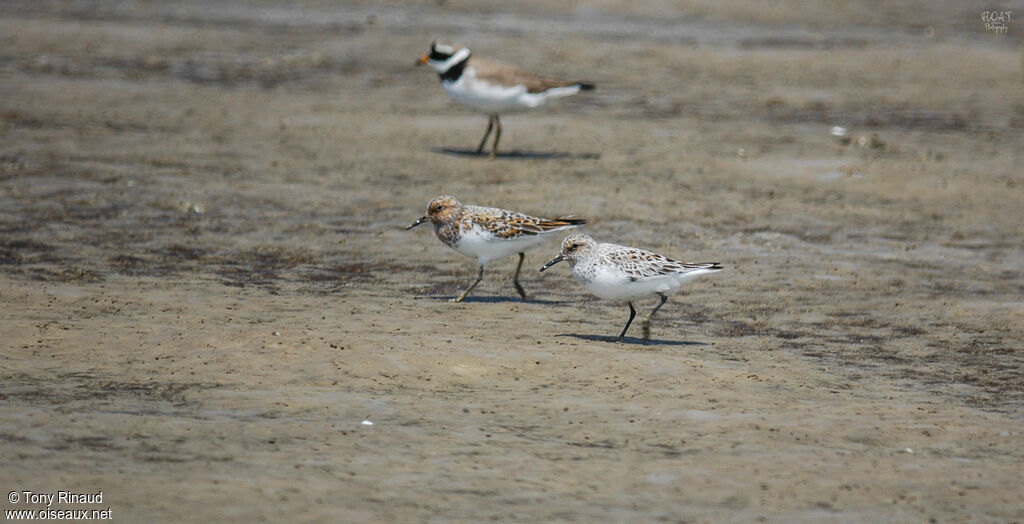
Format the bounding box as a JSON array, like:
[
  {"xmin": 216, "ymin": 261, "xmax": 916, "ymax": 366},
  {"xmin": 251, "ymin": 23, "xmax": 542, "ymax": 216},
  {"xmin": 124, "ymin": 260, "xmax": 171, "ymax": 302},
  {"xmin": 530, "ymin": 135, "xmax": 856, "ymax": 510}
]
[
  {"xmin": 416, "ymin": 54, "xmax": 429, "ymax": 66},
  {"xmin": 540, "ymin": 255, "xmax": 564, "ymax": 272}
]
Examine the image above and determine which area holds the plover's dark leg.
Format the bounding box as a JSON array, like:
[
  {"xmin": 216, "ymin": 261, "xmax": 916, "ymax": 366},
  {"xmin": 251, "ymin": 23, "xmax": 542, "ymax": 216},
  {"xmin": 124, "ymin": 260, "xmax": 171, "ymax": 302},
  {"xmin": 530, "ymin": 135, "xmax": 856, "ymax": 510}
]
[
  {"xmin": 617, "ymin": 302, "xmax": 637, "ymax": 342},
  {"xmin": 451, "ymin": 264, "xmax": 485, "ymax": 303},
  {"xmin": 512, "ymin": 252, "xmax": 527, "ymax": 299},
  {"xmin": 476, "ymin": 116, "xmax": 495, "ymax": 155},
  {"xmin": 489, "ymin": 115, "xmax": 502, "ymax": 159},
  {"xmin": 641, "ymin": 292, "xmax": 669, "ymax": 341}
]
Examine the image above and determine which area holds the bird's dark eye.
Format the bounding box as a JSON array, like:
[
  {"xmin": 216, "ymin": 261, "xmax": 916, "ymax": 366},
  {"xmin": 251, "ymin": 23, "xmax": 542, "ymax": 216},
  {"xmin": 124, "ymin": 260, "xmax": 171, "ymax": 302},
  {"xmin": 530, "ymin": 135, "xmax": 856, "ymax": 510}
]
[
  {"xmin": 435, "ymin": 205, "xmax": 444, "ymax": 211},
  {"xmin": 569, "ymin": 243, "xmax": 578, "ymax": 250}
]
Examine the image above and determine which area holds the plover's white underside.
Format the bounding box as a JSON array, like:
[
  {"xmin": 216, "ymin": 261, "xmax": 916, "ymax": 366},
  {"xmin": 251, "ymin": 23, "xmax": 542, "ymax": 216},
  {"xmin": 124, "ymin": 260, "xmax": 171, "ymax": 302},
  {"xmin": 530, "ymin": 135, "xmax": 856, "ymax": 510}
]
[{"xmin": 418, "ymin": 40, "xmax": 594, "ymax": 158}]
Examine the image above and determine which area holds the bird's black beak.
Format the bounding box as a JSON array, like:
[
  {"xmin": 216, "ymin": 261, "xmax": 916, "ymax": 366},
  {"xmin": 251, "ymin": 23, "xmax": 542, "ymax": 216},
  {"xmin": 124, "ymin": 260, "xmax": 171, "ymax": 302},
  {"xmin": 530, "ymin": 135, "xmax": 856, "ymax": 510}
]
[
  {"xmin": 540, "ymin": 255, "xmax": 564, "ymax": 272},
  {"xmin": 406, "ymin": 216, "xmax": 428, "ymax": 230}
]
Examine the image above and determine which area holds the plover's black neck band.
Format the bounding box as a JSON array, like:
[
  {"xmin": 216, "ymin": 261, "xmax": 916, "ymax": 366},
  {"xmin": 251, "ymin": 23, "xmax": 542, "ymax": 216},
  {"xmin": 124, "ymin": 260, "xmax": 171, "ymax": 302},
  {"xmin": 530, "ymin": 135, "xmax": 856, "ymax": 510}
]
[{"xmin": 440, "ymin": 54, "xmax": 469, "ymax": 83}]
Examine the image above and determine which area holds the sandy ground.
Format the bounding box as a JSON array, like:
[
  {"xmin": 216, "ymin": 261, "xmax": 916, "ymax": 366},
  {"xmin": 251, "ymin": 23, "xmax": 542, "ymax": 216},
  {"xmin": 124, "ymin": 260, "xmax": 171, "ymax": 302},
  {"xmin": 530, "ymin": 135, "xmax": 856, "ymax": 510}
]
[{"xmin": 2, "ymin": 1, "xmax": 1023, "ymax": 521}]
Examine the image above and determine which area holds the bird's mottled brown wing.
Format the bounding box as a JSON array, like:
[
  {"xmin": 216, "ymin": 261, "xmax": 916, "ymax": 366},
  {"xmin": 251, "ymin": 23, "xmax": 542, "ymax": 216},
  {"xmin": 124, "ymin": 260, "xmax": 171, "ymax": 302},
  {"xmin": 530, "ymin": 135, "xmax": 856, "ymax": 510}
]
[
  {"xmin": 469, "ymin": 206, "xmax": 585, "ymax": 239},
  {"xmin": 469, "ymin": 56, "xmax": 581, "ymax": 94}
]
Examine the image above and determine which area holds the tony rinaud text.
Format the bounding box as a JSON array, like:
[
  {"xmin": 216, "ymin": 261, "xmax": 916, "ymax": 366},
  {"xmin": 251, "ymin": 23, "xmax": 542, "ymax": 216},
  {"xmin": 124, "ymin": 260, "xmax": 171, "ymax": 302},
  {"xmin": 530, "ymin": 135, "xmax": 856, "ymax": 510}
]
[
  {"xmin": 16, "ymin": 491, "xmax": 103, "ymax": 507},
  {"xmin": 5, "ymin": 491, "xmax": 110, "ymax": 520}
]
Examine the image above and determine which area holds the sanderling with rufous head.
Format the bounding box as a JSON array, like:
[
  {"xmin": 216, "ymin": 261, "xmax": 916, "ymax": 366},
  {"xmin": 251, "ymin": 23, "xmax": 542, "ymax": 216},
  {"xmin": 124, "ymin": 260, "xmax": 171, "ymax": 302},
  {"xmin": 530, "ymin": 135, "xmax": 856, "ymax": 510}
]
[{"xmin": 407, "ymin": 195, "xmax": 586, "ymax": 302}]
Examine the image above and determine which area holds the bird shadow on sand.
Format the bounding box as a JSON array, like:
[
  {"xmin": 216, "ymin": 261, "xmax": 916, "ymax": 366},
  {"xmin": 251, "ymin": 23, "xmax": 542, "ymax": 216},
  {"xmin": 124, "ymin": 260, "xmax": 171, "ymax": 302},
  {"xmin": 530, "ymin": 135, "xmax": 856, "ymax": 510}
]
[
  {"xmin": 557, "ymin": 333, "xmax": 708, "ymax": 347},
  {"xmin": 416, "ymin": 295, "xmax": 566, "ymax": 305},
  {"xmin": 433, "ymin": 148, "xmax": 600, "ymax": 160}
]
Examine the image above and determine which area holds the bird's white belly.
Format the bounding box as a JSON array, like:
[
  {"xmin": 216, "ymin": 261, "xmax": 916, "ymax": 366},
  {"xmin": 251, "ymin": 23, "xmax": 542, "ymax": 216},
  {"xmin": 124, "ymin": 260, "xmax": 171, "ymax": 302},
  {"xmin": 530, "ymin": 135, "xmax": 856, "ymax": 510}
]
[
  {"xmin": 452, "ymin": 228, "xmax": 547, "ymax": 264},
  {"xmin": 443, "ymin": 77, "xmax": 549, "ymax": 114},
  {"xmin": 576, "ymin": 266, "xmax": 709, "ymax": 302}
]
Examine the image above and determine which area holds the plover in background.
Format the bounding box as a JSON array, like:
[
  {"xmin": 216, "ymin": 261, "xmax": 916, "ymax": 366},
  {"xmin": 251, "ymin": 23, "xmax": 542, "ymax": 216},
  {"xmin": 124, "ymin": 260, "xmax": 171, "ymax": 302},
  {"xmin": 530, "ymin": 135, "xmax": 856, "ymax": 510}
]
[
  {"xmin": 417, "ymin": 39, "xmax": 594, "ymax": 159},
  {"xmin": 407, "ymin": 195, "xmax": 586, "ymax": 302},
  {"xmin": 541, "ymin": 233, "xmax": 723, "ymax": 342}
]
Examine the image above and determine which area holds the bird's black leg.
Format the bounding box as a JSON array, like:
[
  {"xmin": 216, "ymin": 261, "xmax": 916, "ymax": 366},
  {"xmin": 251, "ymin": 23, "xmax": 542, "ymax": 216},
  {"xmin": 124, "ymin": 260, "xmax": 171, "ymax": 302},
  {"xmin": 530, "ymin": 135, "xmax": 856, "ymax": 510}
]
[
  {"xmin": 512, "ymin": 252, "xmax": 527, "ymax": 299},
  {"xmin": 617, "ymin": 302, "xmax": 637, "ymax": 342},
  {"xmin": 641, "ymin": 293, "xmax": 669, "ymax": 342},
  {"xmin": 452, "ymin": 264, "xmax": 485, "ymax": 302},
  {"xmin": 476, "ymin": 116, "xmax": 495, "ymax": 155},
  {"xmin": 489, "ymin": 114, "xmax": 502, "ymax": 159}
]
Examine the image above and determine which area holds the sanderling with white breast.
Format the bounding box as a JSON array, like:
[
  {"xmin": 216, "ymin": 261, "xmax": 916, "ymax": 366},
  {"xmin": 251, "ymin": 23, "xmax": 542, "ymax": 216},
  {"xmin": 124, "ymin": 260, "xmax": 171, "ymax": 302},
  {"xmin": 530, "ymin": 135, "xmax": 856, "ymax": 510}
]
[
  {"xmin": 540, "ymin": 233, "xmax": 722, "ymax": 341},
  {"xmin": 407, "ymin": 195, "xmax": 586, "ymax": 302}
]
